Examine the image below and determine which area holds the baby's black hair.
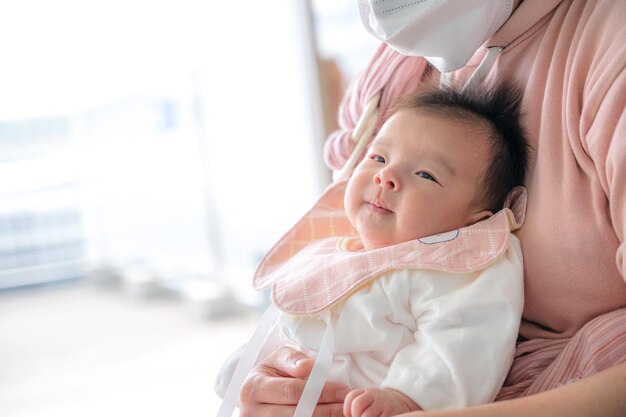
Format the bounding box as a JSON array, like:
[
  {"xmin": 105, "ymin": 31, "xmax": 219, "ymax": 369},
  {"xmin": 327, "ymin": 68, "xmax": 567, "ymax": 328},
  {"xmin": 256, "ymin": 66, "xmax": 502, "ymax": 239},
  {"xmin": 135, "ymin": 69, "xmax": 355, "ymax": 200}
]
[{"xmin": 396, "ymin": 81, "xmax": 530, "ymax": 213}]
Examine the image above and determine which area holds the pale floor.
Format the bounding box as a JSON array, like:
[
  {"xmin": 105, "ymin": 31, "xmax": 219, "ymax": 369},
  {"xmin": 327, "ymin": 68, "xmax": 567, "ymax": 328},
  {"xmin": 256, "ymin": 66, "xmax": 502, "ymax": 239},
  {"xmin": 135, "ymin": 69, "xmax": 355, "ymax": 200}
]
[{"xmin": 0, "ymin": 281, "xmax": 258, "ymax": 417}]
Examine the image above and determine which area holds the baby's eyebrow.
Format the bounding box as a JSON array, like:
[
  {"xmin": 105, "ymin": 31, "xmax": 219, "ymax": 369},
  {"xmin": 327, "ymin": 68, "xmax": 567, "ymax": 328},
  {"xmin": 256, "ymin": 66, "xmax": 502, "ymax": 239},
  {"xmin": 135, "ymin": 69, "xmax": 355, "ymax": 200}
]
[{"xmin": 427, "ymin": 152, "xmax": 456, "ymax": 176}]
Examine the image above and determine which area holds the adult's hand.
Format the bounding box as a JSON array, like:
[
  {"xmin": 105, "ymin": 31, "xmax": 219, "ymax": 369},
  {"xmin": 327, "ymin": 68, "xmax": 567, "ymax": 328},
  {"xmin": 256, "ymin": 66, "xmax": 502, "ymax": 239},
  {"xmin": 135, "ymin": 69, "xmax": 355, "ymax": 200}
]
[
  {"xmin": 239, "ymin": 346, "xmax": 350, "ymax": 417},
  {"xmin": 393, "ymin": 362, "xmax": 626, "ymax": 417}
]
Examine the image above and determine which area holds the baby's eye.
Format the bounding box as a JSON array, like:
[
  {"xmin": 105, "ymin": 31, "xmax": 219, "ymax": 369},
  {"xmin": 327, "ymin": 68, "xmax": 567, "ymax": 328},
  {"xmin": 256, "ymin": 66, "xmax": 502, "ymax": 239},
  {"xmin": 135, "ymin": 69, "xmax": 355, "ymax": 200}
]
[
  {"xmin": 370, "ymin": 155, "xmax": 385, "ymax": 163},
  {"xmin": 416, "ymin": 171, "xmax": 436, "ymax": 182}
]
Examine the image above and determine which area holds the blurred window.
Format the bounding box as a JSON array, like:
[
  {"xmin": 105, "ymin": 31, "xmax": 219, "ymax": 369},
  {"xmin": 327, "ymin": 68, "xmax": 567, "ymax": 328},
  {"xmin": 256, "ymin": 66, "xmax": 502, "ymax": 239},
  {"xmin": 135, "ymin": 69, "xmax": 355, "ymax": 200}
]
[{"xmin": 0, "ymin": 0, "xmax": 326, "ymax": 305}]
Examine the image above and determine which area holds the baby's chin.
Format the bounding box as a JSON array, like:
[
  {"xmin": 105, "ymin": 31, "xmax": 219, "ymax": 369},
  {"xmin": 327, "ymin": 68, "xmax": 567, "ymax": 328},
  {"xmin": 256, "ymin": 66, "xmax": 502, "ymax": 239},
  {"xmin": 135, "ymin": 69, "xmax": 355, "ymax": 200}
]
[{"xmin": 360, "ymin": 236, "xmax": 412, "ymax": 251}]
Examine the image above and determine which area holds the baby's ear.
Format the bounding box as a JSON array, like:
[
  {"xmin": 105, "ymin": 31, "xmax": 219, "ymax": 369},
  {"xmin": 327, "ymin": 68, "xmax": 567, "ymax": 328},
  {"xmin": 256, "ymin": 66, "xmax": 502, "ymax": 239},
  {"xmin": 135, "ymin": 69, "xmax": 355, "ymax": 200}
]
[{"xmin": 503, "ymin": 186, "xmax": 527, "ymax": 227}]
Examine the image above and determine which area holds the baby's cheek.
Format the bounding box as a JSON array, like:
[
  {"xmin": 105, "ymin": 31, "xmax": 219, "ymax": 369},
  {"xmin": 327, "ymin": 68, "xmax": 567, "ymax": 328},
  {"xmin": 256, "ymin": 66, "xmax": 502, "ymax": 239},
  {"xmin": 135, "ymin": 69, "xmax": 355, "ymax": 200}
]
[{"xmin": 343, "ymin": 186, "xmax": 360, "ymax": 226}]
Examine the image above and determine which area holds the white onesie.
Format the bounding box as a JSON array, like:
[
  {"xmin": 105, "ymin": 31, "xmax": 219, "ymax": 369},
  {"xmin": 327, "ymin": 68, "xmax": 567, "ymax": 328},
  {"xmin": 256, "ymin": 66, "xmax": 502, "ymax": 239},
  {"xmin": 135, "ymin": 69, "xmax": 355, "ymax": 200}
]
[{"xmin": 275, "ymin": 236, "xmax": 523, "ymax": 410}]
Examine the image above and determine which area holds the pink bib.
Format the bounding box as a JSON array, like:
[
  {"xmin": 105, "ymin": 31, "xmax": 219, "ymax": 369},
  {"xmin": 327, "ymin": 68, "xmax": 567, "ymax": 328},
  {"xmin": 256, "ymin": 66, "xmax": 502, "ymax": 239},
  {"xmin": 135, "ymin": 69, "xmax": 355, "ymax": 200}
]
[{"xmin": 253, "ymin": 180, "xmax": 526, "ymax": 315}]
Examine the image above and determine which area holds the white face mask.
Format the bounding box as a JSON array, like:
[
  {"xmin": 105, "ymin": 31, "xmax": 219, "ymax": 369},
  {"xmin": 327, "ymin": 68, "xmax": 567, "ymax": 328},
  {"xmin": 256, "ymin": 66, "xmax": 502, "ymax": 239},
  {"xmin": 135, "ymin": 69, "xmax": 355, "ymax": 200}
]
[{"xmin": 358, "ymin": 0, "xmax": 514, "ymax": 73}]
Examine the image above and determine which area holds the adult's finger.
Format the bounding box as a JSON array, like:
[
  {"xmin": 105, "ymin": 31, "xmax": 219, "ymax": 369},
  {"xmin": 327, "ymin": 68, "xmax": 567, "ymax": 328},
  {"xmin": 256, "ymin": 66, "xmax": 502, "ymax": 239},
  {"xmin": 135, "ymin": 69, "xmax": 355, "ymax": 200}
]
[
  {"xmin": 247, "ymin": 346, "xmax": 350, "ymax": 401},
  {"xmin": 256, "ymin": 346, "xmax": 316, "ymax": 378},
  {"xmin": 240, "ymin": 346, "xmax": 349, "ymax": 406},
  {"xmin": 240, "ymin": 401, "xmax": 346, "ymax": 417},
  {"xmin": 241, "ymin": 373, "xmax": 350, "ymax": 406}
]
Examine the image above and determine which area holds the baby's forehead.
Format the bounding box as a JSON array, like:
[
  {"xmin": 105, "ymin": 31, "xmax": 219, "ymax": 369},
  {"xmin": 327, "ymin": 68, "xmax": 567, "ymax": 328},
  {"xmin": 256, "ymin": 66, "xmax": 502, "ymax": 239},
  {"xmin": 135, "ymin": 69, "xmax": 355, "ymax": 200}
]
[
  {"xmin": 372, "ymin": 118, "xmax": 492, "ymax": 150},
  {"xmin": 373, "ymin": 121, "xmax": 492, "ymax": 169}
]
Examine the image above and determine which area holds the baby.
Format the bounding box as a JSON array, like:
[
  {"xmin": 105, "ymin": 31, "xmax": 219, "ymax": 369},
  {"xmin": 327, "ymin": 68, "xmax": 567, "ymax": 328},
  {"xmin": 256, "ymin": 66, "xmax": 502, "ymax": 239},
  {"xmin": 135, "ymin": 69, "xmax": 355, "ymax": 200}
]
[{"xmin": 215, "ymin": 82, "xmax": 530, "ymax": 416}]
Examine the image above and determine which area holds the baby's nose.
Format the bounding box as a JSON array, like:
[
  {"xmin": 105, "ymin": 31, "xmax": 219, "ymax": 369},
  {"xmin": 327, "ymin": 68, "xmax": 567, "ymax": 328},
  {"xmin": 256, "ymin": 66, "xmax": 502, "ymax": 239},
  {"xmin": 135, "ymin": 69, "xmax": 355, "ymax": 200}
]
[{"xmin": 373, "ymin": 170, "xmax": 398, "ymax": 190}]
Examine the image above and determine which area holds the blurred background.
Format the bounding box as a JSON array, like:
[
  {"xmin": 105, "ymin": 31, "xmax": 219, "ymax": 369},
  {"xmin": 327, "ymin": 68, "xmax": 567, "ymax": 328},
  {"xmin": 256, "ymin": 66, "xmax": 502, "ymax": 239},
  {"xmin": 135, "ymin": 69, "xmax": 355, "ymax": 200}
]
[{"xmin": 0, "ymin": 1, "xmax": 379, "ymax": 416}]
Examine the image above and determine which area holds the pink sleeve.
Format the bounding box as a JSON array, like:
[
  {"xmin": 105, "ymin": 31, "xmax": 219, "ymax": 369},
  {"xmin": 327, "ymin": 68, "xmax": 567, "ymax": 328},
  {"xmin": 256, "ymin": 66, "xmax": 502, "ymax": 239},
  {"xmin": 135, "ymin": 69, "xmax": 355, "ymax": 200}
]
[{"xmin": 583, "ymin": 65, "xmax": 626, "ymax": 279}]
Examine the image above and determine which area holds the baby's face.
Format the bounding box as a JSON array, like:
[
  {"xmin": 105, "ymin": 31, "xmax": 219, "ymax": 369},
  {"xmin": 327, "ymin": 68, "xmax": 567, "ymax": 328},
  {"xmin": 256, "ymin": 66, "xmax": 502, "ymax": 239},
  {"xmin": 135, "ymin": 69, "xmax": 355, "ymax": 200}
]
[{"xmin": 344, "ymin": 109, "xmax": 493, "ymax": 251}]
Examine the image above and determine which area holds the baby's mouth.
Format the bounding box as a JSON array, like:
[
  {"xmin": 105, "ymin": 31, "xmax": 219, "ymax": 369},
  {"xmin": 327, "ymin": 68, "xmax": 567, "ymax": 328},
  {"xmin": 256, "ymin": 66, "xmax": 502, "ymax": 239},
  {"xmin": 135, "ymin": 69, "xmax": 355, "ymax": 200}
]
[{"xmin": 368, "ymin": 199, "xmax": 393, "ymax": 214}]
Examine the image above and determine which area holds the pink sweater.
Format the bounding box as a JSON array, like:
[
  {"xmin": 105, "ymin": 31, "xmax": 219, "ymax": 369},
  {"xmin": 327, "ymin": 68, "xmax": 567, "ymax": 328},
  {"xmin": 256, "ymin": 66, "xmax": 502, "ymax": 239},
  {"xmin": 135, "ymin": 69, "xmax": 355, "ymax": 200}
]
[
  {"xmin": 326, "ymin": 0, "xmax": 626, "ymax": 340},
  {"xmin": 448, "ymin": 0, "xmax": 626, "ymax": 339}
]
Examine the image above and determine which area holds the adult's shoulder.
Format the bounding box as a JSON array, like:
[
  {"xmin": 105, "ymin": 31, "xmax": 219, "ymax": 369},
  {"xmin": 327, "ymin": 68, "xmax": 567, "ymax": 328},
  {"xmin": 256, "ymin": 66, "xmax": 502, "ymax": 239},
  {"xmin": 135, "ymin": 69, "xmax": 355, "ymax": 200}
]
[
  {"xmin": 569, "ymin": 0, "xmax": 626, "ymax": 50},
  {"xmin": 552, "ymin": 0, "xmax": 626, "ymax": 110}
]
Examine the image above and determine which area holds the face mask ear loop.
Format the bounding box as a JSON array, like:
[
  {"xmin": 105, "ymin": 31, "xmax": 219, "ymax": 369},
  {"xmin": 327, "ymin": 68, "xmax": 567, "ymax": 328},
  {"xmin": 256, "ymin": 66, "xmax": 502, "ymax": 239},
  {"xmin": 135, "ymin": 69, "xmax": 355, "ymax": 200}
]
[
  {"xmin": 439, "ymin": 71, "xmax": 453, "ymax": 88},
  {"xmin": 333, "ymin": 92, "xmax": 382, "ymax": 182},
  {"xmin": 292, "ymin": 312, "xmax": 334, "ymax": 417},
  {"xmin": 216, "ymin": 304, "xmax": 280, "ymax": 417},
  {"xmin": 461, "ymin": 46, "xmax": 502, "ymax": 92}
]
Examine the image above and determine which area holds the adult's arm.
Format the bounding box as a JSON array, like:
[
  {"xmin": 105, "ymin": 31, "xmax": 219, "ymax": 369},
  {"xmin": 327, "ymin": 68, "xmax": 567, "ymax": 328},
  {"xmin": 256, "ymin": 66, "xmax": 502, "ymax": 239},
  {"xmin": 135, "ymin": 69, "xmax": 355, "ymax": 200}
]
[
  {"xmin": 396, "ymin": 360, "xmax": 626, "ymax": 417},
  {"xmin": 238, "ymin": 347, "xmax": 626, "ymax": 417}
]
